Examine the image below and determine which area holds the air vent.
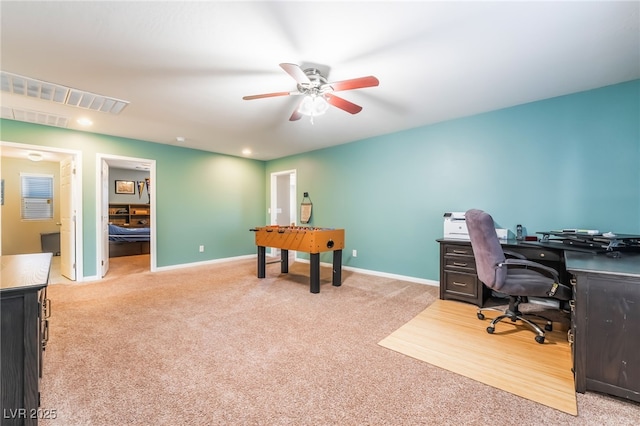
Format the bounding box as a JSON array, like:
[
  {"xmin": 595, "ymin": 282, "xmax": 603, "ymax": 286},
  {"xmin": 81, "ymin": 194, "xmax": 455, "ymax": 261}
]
[
  {"xmin": 1, "ymin": 105, "xmax": 69, "ymax": 128},
  {"xmin": 1, "ymin": 71, "xmax": 129, "ymax": 114}
]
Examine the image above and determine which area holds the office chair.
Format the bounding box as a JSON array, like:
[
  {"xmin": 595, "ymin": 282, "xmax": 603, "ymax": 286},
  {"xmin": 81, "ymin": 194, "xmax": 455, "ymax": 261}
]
[{"xmin": 465, "ymin": 209, "xmax": 572, "ymax": 343}]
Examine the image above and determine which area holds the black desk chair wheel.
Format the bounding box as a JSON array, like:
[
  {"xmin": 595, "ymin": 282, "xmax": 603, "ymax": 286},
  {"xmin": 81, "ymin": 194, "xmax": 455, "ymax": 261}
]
[{"xmin": 465, "ymin": 209, "xmax": 572, "ymax": 344}]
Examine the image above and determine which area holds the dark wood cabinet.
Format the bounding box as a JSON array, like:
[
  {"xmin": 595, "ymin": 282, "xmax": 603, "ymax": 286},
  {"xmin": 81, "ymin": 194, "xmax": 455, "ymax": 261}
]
[
  {"xmin": 439, "ymin": 241, "xmax": 489, "ymax": 306},
  {"xmin": 568, "ymin": 252, "xmax": 640, "ymax": 403},
  {"xmin": 1, "ymin": 254, "xmax": 52, "ymax": 426}
]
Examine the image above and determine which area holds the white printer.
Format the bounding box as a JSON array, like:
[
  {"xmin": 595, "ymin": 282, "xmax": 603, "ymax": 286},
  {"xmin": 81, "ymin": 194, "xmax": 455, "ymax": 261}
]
[
  {"xmin": 443, "ymin": 212, "xmax": 509, "ymax": 241},
  {"xmin": 443, "ymin": 212, "xmax": 469, "ymax": 240}
]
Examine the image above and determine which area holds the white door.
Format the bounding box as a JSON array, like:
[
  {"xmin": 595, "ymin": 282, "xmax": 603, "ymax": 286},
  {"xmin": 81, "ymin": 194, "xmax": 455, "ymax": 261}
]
[
  {"xmin": 101, "ymin": 160, "xmax": 110, "ymax": 277},
  {"xmin": 270, "ymin": 170, "xmax": 297, "ymax": 256},
  {"xmin": 60, "ymin": 156, "xmax": 76, "ymax": 280}
]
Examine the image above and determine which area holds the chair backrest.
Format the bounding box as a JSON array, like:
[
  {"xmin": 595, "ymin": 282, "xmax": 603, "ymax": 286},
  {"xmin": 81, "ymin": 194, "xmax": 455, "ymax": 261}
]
[{"xmin": 465, "ymin": 209, "xmax": 506, "ymax": 289}]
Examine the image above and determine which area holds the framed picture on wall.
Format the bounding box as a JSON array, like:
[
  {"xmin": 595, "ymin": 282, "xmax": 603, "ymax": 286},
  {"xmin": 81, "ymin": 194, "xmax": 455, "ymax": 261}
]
[{"xmin": 115, "ymin": 180, "xmax": 135, "ymax": 194}]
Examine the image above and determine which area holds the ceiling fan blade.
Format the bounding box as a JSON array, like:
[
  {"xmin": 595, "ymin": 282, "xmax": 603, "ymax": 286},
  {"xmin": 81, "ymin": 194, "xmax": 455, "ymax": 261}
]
[
  {"xmin": 242, "ymin": 91, "xmax": 293, "ymax": 100},
  {"xmin": 325, "ymin": 93, "xmax": 363, "ymax": 114},
  {"xmin": 327, "ymin": 76, "xmax": 379, "ymax": 92},
  {"xmin": 289, "ymin": 110, "xmax": 303, "ymax": 121},
  {"xmin": 289, "ymin": 98, "xmax": 304, "ymax": 121},
  {"xmin": 280, "ymin": 63, "xmax": 311, "ymax": 84}
]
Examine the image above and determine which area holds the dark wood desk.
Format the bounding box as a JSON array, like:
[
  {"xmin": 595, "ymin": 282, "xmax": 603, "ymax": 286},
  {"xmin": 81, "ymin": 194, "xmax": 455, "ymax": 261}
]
[
  {"xmin": 437, "ymin": 239, "xmax": 640, "ymax": 403},
  {"xmin": 566, "ymin": 252, "xmax": 640, "ymax": 402},
  {"xmin": 1, "ymin": 253, "xmax": 53, "ymax": 426},
  {"xmin": 251, "ymin": 226, "xmax": 345, "ymax": 293}
]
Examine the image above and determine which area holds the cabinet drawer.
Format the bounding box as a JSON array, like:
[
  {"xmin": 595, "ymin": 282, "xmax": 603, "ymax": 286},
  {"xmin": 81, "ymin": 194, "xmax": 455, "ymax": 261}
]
[
  {"xmin": 443, "ymin": 271, "xmax": 478, "ymax": 298},
  {"xmin": 443, "ymin": 255, "xmax": 476, "ymax": 273},
  {"xmin": 443, "ymin": 244, "xmax": 474, "ymax": 257},
  {"xmin": 509, "ymin": 247, "xmax": 561, "ymax": 262}
]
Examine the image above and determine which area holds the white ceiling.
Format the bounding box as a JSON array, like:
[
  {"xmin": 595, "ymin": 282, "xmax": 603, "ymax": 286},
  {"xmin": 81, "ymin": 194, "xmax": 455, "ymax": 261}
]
[{"xmin": 1, "ymin": 1, "xmax": 638, "ymax": 161}]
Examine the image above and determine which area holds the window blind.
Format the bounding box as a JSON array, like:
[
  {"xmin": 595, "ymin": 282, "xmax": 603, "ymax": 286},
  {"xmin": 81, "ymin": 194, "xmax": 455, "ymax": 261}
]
[{"xmin": 21, "ymin": 174, "xmax": 54, "ymax": 220}]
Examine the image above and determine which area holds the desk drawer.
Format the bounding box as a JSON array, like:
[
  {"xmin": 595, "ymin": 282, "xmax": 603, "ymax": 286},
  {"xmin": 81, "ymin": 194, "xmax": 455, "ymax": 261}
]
[
  {"xmin": 443, "ymin": 244, "xmax": 474, "ymax": 257},
  {"xmin": 509, "ymin": 247, "xmax": 561, "ymax": 262},
  {"xmin": 443, "ymin": 271, "xmax": 478, "ymax": 298},
  {"xmin": 443, "ymin": 255, "xmax": 476, "ymax": 273}
]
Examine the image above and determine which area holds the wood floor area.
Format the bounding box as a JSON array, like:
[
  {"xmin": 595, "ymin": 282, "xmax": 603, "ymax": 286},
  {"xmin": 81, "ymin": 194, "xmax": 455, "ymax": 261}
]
[{"xmin": 379, "ymin": 299, "xmax": 577, "ymax": 415}]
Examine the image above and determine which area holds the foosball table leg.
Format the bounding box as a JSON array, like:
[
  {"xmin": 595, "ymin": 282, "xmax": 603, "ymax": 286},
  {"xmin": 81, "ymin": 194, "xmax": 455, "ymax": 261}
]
[
  {"xmin": 332, "ymin": 250, "xmax": 342, "ymax": 287},
  {"xmin": 310, "ymin": 253, "xmax": 320, "ymax": 293},
  {"xmin": 281, "ymin": 249, "xmax": 289, "ymax": 273},
  {"xmin": 257, "ymin": 246, "xmax": 266, "ymax": 278}
]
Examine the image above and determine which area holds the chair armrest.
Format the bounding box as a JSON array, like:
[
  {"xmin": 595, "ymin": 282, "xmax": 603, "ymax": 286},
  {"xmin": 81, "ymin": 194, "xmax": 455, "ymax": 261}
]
[
  {"xmin": 501, "ymin": 258, "xmax": 560, "ymax": 281},
  {"xmin": 503, "ymin": 249, "xmax": 526, "ymax": 260}
]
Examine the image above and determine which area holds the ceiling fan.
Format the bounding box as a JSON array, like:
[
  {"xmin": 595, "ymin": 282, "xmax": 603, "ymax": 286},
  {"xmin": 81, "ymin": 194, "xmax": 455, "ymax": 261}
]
[{"xmin": 242, "ymin": 63, "xmax": 379, "ymax": 122}]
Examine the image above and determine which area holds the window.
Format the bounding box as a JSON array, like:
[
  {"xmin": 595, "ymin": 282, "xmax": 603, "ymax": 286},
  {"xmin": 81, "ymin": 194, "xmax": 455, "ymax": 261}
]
[{"xmin": 21, "ymin": 173, "xmax": 54, "ymax": 220}]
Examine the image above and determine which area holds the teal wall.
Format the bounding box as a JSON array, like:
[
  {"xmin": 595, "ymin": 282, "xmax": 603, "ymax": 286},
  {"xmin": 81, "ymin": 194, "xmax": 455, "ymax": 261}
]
[
  {"xmin": 2, "ymin": 80, "xmax": 638, "ymax": 282},
  {"xmin": 0, "ymin": 122, "xmax": 266, "ymax": 277},
  {"xmin": 266, "ymin": 80, "xmax": 640, "ymax": 281}
]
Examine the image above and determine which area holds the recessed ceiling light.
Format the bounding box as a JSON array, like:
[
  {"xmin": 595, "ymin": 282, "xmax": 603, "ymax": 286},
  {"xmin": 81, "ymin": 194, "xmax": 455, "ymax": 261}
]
[
  {"xmin": 176, "ymin": 136, "xmax": 185, "ymax": 143},
  {"xmin": 27, "ymin": 152, "xmax": 43, "ymax": 162},
  {"xmin": 242, "ymin": 148, "xmax": 252, "ymax": 155},
  {"xmin": 77, "ymin": 117, "xmax": 93, "ymax": 126}
]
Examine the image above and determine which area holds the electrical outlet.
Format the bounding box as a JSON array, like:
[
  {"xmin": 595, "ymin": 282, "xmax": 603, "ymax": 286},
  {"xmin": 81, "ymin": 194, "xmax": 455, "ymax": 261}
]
[
  {"xmin": 199, "ymin": 245, "xmax": 205, "ymax": 253},
  {"xmin": 352, "ymin": 249, "xmax": 357, "ymax": 257}
]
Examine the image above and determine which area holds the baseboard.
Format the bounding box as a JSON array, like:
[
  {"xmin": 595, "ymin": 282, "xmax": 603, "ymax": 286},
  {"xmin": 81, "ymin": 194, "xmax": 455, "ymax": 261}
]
[
  {"xmin": 154, "ymin": 254, "xmax": 256, "ymax": 272},
  {"xmin": 294, "ymin": 256, "xmax": 439, "ymax": 287}
]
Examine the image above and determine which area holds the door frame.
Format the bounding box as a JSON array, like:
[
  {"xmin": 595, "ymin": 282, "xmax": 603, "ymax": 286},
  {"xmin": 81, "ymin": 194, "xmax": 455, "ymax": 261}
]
[
  {"xmin": 270, "ymin": 169, "xmax": 297, "ymax": 256},
  {"xmin": 0, "ymin": 141, "xmax": 83, "ymax": 280},
  {"xmin": 96, "ymin": 153, "xmax": 157, "ymax": 276}
]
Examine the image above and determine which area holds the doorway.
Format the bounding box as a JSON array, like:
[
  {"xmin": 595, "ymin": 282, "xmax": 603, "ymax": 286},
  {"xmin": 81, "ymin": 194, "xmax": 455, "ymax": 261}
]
[
  {"xmin": 96, "ymin": 153, "xmax": 156, "ymax": 278},
  {"xmin": 270, "ymin": 169, "xmax": 297, "ymax": 257},
  {"xmin": 0, "ymin": 141, "xmax": 83, "ymax": 281}
]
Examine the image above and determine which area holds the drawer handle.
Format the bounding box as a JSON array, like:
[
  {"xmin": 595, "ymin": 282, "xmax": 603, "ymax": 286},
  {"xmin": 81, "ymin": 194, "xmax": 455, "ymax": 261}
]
[
  {"xmin": 42, "ymin": 319, "xmax": 50, "ymax": 349},
  {"xmin": 452, "ymin": 281, "xmax": 467, "ymax": 287},
  {"xmin": 452, "ymin": 250, "xmax": 467, "ymax": 254},
  {"xmin": 43, "ymin": 299, "xmax": 52, "ymax": 319},
  {"xmin": 452, "ymin": 262, "xmax": 468, "ymax": 267}
]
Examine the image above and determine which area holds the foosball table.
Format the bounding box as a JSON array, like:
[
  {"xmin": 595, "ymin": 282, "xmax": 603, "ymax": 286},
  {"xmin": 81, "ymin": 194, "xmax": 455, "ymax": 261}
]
[{"xmin": 250, "ymin": 225, "xmax": 345, "ymax": 293}]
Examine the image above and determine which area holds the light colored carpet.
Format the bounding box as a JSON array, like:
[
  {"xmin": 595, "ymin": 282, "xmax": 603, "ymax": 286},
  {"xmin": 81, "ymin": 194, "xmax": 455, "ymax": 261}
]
[
  {"xmin": 39, "ymin": 256, "xmax": 639, "ymax": 425},
  {"xmin": 379, "ymin": 299, "xmax": 577, "ymax": 415}
]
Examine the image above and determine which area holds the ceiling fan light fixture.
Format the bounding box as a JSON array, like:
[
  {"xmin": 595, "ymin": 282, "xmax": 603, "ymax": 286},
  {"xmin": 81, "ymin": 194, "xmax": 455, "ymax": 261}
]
[
  {"xmin": 298, "ymin": 94, "xmax": 329, "ymax": 118},
  {"xmin": 243, "ymin": 63, "xmax": 378, "ymax": 122}
]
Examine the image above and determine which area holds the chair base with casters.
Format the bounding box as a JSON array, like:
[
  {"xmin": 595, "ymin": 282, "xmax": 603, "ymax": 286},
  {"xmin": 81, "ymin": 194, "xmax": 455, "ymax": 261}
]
[{"xmin": 477, "ymin": 296, "xmax": 553, "ymax": 344}]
